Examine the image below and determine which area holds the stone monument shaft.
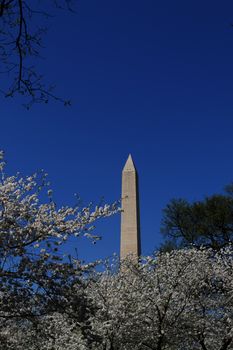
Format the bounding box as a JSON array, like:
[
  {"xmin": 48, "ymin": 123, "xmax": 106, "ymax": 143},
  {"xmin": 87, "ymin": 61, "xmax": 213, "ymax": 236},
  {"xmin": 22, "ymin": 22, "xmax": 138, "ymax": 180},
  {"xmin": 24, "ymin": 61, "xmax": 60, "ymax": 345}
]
[{"xmin": 120, "ymin": 154, "xmax": 141, "ymax": 260}]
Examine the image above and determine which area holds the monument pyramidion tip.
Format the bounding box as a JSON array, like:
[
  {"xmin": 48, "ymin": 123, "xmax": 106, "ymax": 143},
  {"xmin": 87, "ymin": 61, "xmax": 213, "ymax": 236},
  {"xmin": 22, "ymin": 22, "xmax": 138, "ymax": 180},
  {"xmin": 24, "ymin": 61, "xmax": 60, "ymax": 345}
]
[{"xmin": 123, "ymin": 154, "xmax": 136, "ymax": 172}]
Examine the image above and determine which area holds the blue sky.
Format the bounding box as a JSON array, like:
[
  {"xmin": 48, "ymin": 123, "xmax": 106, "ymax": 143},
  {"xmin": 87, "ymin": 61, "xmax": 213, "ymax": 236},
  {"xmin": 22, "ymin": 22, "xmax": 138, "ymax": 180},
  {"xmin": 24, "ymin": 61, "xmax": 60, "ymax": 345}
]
[{"xmin": 1, "ymin": 0, "xmax": 233, "ymax": 262}]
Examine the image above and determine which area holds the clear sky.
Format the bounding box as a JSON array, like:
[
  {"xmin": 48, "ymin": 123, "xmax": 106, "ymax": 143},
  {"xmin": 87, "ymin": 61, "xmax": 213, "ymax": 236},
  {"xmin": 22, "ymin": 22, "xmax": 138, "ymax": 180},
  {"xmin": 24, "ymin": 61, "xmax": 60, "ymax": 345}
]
[{"xmin": 1, "ymin": 0, "xmax": 233, "ymax": 262}]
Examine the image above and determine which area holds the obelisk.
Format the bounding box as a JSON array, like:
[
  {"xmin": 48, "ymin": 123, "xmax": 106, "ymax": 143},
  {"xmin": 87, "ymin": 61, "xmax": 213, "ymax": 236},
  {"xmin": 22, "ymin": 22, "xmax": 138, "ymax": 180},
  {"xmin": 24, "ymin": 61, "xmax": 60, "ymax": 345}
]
[{"xmin": 120, "ymin": 154, "xmax": 141, "ymax": 261}]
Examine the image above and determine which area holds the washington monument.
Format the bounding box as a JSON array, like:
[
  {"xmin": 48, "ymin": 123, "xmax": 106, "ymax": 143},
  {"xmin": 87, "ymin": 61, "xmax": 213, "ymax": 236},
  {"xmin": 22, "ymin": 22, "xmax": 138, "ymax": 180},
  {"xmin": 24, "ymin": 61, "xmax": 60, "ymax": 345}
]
[{"xmin": 120, "ymin": 154, "xmax": 141, "ymax": 260}]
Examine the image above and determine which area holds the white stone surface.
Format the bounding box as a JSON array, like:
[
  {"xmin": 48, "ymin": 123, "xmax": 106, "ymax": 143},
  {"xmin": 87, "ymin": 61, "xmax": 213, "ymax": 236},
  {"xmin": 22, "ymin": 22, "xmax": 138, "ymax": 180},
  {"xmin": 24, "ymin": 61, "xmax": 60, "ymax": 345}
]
[{"xmin": 120, "ymin": 154, "xmax": 141, "ymax": 260}]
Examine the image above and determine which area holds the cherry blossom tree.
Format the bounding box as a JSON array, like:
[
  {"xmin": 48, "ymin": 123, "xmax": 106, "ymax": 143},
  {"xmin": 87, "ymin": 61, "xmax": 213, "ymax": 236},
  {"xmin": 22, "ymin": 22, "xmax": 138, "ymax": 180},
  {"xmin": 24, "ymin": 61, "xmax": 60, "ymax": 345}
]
[
  {"xmin": 1, "ymin": 241, "xmax": 232, "ymax": 349},
  {"xmin": 87, "ymin": 248, "xmax": 233, "ymax": 350},
  {"xmin": 0, "ymin": 150, "xmax": 118, "ymax": 349}
]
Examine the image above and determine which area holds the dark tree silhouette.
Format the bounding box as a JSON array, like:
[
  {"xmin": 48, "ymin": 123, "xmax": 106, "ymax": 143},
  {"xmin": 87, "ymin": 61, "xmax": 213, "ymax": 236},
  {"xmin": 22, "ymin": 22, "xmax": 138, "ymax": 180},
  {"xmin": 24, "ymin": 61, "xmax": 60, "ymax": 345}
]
[
  {"xmin": 161, "ymin": 183, "xmax": 233, "ymax": 251},
  {"xmin": 0, "ymin": 0, "xmax": 73, "ymax": 108}
]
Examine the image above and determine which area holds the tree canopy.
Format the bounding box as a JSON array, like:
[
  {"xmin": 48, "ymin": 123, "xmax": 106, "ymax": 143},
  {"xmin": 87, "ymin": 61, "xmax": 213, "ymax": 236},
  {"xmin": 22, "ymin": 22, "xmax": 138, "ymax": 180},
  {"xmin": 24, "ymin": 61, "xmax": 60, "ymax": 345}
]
[
  {"xmin": 160, "ymin": 184, "xmax": 233, "ymax": 251},
  {"xmin": 1, "ymin": 248, "xmax": 233, "ymax": 350},
  {"xmin": 0, "ymin": 150, "xmax": 118, "ymax": 349}
]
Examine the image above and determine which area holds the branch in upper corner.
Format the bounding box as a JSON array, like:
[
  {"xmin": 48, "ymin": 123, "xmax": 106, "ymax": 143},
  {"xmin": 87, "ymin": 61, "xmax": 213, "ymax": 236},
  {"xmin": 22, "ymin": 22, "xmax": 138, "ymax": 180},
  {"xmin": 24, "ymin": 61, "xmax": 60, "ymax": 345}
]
[{"xmin": 0, "ymin": 0, "xmax": 75, "ymax": 108}]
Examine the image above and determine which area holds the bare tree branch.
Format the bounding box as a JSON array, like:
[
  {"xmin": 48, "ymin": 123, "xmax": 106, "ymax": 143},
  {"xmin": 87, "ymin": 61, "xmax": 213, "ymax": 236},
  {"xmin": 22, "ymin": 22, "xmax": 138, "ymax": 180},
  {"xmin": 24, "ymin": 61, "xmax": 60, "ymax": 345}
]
[{"xmin": 0, "ymin": 0, "xmax": 74, "ymax": 108}]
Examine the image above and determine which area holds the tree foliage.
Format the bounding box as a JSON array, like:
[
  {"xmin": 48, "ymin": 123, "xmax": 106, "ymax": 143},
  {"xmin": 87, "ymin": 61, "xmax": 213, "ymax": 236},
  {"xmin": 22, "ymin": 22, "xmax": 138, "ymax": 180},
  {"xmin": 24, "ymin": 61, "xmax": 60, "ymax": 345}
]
[
  {"xmin": 0, "ymin": 151, "xmax": 118, "ymax": 349},
  {"xmin": 86, "ymin": 249, "xmax": 233, "ymax": 350},
  {"xmin": 0, "ymin": 0, "xmax": 74, "ymax": 108},
  {"xmin": 160, "ymin": 185, "xmax": 233, "ymax": 251},
  {"xmin": 1, "ymin": 248, "xmax": 232, "ymax": 350}
]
